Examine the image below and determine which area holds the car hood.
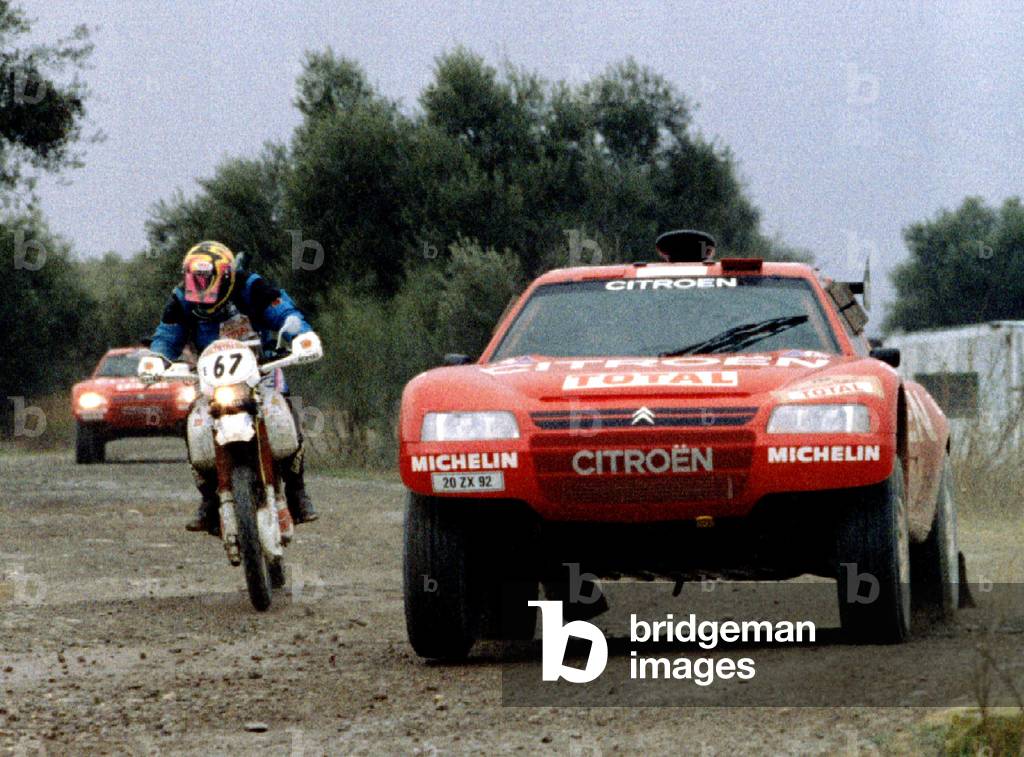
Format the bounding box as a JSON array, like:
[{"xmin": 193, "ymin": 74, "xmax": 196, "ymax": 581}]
[
  {"xmin": 404, "ymin": 351, "xmax": 896, "ymax": 412},
  {"xmin": 73, "ymin": 377, "xmax": 183, "ymax": 394}
]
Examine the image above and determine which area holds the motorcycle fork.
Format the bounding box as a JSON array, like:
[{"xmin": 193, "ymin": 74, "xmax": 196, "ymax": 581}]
[
  {"xmin": 214, "ymin": 442, "xmax": 241, "ymax": 565},
  {"xmin": 255, "ymin": 416, "xmax": 293, "ymax": 543}
]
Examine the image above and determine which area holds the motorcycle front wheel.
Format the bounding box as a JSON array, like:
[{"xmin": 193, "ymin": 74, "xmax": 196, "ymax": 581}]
[{"xmin": 231, "ymin": 462, "xmax": 272, "ymax": 611}]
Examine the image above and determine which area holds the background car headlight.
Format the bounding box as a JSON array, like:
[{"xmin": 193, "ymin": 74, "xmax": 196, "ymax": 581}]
[
  {"xmin": 178, "ymin": 385, "xmax": 197, "ymax": 404},
  {"xmin": 421, "ymin": 411, "xmax": 520, "ymax": 441},
  {"xmin": 77, "ymin": 392, "xmax": 107, "ymax": 410},
  {"xmin": 767, "ymin": 404, "xmax": 870, "ymax": 433}
]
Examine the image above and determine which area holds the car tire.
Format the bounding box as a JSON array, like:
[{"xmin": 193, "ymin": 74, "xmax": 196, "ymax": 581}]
[
  {"xmin": 481, "ymin": 579, "xmax": 538, "ymax": 641},
  {"xmin": 836, "ymin": 457, "xmax": 912, "ymax": 644},
  {"xmin": 75, "ymin": 422, "xmax": 105, "ymax": 464},
  {"xmin": 478, "ymin": 515, "xmax": 539, "ymax": 641},
  {"xmin": 403, "ymin": 491, "xmax": 478, "ymax": 660},
  {"xmin": 911, "ymin": 457, "xmax": 959, "ymax": 620}
]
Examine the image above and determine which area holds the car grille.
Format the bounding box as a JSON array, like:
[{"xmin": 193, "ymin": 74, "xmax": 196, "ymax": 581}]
[
  {"xmin": 530, "ymin": 428, "xmax": 755, "ymax": 506},
  {"xmin": 530, "ymin": 406, "xmax": 757, "ymax": 431},
  {"xmin": 108, "ymin": 392, "xmax": 174, "ymax": 406}
]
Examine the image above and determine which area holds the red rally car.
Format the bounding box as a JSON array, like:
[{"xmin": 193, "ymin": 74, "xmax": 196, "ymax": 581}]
[
  {"xmin": 399, "ymin": 230, "xmax": 959, "ymax": 659},
  {"xmin": 71, "ymin": 347, "xmax": 196, "ymax": 464}
]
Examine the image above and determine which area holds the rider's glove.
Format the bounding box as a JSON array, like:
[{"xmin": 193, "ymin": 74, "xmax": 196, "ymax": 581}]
[{"xmin": 290, "ymin": 331, "xmax": 323, "ymax": 362}]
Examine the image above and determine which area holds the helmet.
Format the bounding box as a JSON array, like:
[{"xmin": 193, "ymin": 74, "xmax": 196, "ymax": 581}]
[{"xmin": 181, "ymin": 241, "xmax": 236, "ymax": 313}]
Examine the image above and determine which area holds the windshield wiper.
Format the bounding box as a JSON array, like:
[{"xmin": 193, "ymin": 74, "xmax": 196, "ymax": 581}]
[{"xmin": 659, "ymin": 315, "xmax": 810, "ymax": 357}]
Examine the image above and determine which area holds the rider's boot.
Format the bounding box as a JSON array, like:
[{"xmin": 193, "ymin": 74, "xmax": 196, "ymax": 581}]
[
  {"xmin": 282, "ymin": 447, "xmax": 318, "ymax": 524},
  {"xmin": 287, "ymin": 486, "xmax": 318, "ymax": 524},
  {"xmin": 186, "ymin": 475, "xmax": 221, "ymax": 535}
]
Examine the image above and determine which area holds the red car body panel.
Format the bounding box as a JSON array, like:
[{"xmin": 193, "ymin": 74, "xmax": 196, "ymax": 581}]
[
  {"xmin": 398, "ymin": 261, "xmax": 949, "ymax": 536},
  {"xmin": 72, "ymin": 348, "xmax": 193, "ymax": 436}
]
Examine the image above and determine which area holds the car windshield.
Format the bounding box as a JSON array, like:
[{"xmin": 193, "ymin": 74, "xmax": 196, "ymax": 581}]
[
  {"xmin": 95, "ymin": 354, "xmax": 142, "ymax": 377},
  {"xmin": 491, "ymin": 275, "xmax": 839, "ymax": 360}
]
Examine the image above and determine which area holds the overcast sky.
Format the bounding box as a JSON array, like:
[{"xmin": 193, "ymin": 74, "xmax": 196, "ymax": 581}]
[{"xmin": 21, "ymin": 0, "xmax": 1024, "ymax": 322}]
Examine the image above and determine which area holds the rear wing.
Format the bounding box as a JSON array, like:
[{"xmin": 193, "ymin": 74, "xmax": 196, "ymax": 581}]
[{"xmin": 825, "ymin": 258, "xmax": 871, "ymax": 335}]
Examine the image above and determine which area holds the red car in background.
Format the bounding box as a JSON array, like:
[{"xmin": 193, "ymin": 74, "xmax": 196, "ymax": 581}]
[{"xmin": 71, "ymin": 347, "xmax": 196, "ymax": 463}]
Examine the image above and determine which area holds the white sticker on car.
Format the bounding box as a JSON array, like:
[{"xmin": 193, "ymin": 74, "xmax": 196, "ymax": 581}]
[
  {"xmin": 563, "ymin": 371, "xmax": 738, "ymax": 391},
  {"xmin": 767, "ymin": 445, "xmax": 880, "ymax": 463},
  {"xmin": 411, "ymin": 452, "xmax": 518, "ymax": 472},
  {"xmin": 604, "ymin": 278, "xmax": 737, "ymax": 291},
  {"xmin": 774, "ymin": 375, "xmax": 883, "ymax": 402}
]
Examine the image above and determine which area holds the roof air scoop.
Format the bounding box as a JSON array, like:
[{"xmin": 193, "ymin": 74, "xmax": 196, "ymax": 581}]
[{"xmin": 655, "ymin": 229, "xmax": 717, "ymax": 263}]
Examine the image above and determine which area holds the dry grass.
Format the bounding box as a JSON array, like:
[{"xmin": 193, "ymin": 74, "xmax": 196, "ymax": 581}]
[
  {"xmin": 932, "ymin": 709, "xmax": 1024, "ymax": 756},
  {"xmin": 5, "ymin": 393, "xmax": 75, "ymax": 452}
]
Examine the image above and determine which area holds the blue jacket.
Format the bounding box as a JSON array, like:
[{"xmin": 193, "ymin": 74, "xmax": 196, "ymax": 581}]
[{"xmin": 150, "ymin": 272, "xmax": 312, "ymax": 362}]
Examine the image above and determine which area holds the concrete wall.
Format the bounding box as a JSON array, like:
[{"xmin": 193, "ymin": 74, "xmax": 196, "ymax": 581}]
[{"xmin": 885, "ymin": 322, "xmax": 1024, "ymax": 458}]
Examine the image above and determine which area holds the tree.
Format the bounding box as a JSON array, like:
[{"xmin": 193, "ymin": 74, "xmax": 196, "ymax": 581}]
[
  {"xmin": 0, "ymin": 1, "xmax": 94, "ymax": 199},
  {"xmin": 0, "ymin": 213, "xmax": 97, "ymax": 405},
  {"xmin": 583, "ymin": 57, "xmax": 690, "ymax": 163},
  {"xmin": 421, "ymin": 48, "xmax": 538, "ymax": 173},
  {"xmin": 433, "ymin": 239, "xmax": 523, "ymax": 357},
  {"xmin": 151, "ymin": 47, "xmax": 806, "ymax": 302},
  {"xmin": 285, "ymin": 98, "xmax": 416, "ymax": 298},
  {"xmin": 145, "ymin": 143, "xmax": 290, "ymax": 289},
  {"xmin": 0, "ymin": 3, "xmax": 96, "ymax": 439},
  {"xmin": 887, "ymin": 197, "xmax": 1024, "ymax": 332},
  {"xmin": 294, "ymin": 49, "xmax": 375, "ymax": 121}
]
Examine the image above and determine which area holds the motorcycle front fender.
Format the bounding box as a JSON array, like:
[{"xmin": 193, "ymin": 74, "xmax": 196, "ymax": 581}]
[{"xmin": 214, "ymin": 412, "xmax": 256, "ymax": 445}]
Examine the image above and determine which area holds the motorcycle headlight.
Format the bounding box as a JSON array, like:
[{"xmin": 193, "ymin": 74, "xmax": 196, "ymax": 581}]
[
  {"xmin": 767, "ymin": 404, "xmax": 870, "ymax": 434},
  {"xmin": 212, "ymin": 384, "xmax": 249, "ymax": 409},
  {"xmin": 77, "ymin": 392, "xmax": 107, "ymax": 410},
  {"xmin": 421, "ymin": 411, "xmax": 520, "ymax": 441}
]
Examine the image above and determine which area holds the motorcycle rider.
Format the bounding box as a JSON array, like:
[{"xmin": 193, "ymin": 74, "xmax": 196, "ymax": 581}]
[{"xmin": 146, "ymin": 241, "xmax": 319, "ymax": 533}]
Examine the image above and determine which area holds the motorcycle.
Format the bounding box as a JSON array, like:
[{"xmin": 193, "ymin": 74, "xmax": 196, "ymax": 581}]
[{"xmin": 138, "ymin": 318, "xmax": 323, "ymax": 611}]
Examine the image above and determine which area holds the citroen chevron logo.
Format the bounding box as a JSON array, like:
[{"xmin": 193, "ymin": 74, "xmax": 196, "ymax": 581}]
[{"xmin": 631, "ymin": 406, "xmax": 655, "ymax": 425}]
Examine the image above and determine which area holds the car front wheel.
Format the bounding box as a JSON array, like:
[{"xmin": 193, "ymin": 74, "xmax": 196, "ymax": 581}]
[
  {"xmin": 836, "ymin": 457, "xmax": 911, "ymax": 644},
  {"xmin": 403, "ymin": 491, "xmax": 478, "ymax": 660},
  {"xmin": 75, "ymin": 422, "xmax": 106, "ymax": 464}
]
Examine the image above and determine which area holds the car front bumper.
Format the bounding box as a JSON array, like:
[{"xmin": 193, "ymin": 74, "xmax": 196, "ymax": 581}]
[{"xmin": 399, "ymin": 431, "xmax": 896, "ymax": 522}]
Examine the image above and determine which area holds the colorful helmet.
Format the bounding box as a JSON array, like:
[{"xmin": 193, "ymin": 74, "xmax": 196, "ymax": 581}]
[{"xmin": 181, "ymin": 241, "xmax": 236, "ymax": 313}]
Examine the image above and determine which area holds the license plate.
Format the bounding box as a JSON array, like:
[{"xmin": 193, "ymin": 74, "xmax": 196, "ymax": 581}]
[
  {"xmin": 123, "ymin": 406, "xmax": 161, "ymax": 419},
  {"xmin": 431, "ymin": 472, "xmax": 505, "ymax": 493}
]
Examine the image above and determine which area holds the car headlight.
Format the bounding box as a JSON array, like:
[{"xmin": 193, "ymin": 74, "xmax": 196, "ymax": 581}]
[
  {"xmin": 213, "ymin": 384, "xmax": 249, "ymax": 408},
  {"xmin": 421, "ymin": 411, "xmax": 520, "ymax": 441},
  {"xmin": 77, "ymin": 392, "xmax": 107, "ymax": 410},
  {"xmin": 767, "ymin": 404, "xmax": 870, "ymax": 434},
  {"xmin": 178, "ymin": 385, "xmax": 197, "ymax": 404}
]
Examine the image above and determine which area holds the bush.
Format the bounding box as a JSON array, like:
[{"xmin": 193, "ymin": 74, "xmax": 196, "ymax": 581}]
[
  {"xmin": 295, "ymin": 239, "xmax": 522, "ymax": 469},
  {"xmin": 936, "ymin": 709, "xmax": 1024, "ymax": 756},
  {"xmin": 0, "ymin": 213, "xmax": 100, "ymax": 437}
]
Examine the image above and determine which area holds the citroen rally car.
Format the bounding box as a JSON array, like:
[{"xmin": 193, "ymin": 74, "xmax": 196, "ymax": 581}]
[
  {"xmin": 400, "ymin": 230, "xmax": 959, "ymax": 659},
  {"xmin": 71, "ymin": 347, "xmax": 196, "ymax": 464}
]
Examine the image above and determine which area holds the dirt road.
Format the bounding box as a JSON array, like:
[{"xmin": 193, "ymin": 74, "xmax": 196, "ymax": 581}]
[{"xmin": 1, "ymin": 440, "xmax": 1021, "ymax": 754}]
